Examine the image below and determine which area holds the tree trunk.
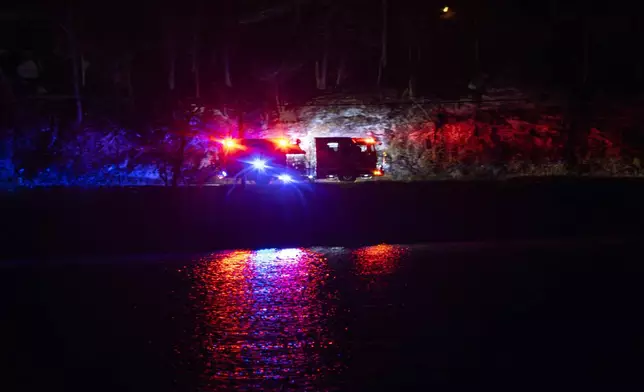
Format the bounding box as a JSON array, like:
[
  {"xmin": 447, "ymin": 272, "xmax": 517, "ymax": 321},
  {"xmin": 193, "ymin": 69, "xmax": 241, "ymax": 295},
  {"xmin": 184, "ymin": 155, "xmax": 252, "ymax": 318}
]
[
  {"xmin": 474, "ymin": 37, "xmax": 480, "ymax": 73},
  {"xmin": 407, "ymin": 45, "xmax": 415, "ymax": 98},
  {"xmin": 581, "ymin": 20, "xmax": 590, "ymax": 86},
  {"xmin": 223, "ymin": 0, "xmax": 233, "ymax": 88},
  {"xmin": 125, "ymin": 55, "xmax": 134, "ymax": 108},
  {"xmin": 275, "ymin": 82, "xmax": 282, "ymax": 112},
  {"xmin": 315, "ymin": 50, "xmax": 328, "ymax": 90},
  {"xmin": 168, "ymin": 38, "xmax": 176, "ymax": 91},
  {"xmin": 71, "ymin": 52, "xmax": 82, "ymax": 128},
  {"xmin": 336, "ymin": 58, "xmax": 345, "ymax": 87},
  {"xmin": 224, "ymin": 47, "xmax": 232, "ymax": 87},
  {"xmin": 315, "ymin": 61, "xmax": 320, "ymax": 88},
  {"xmin": 65, "ymin": 10, "xmax": 83, "ymax": 129},
  {"xmin": 294, "ymin": 0, "xmax": 301, "ymax": 25},
  {"xmin": 81, "ymin": 55, "xmax": 87, "ymax": 87},
  {"xmin": 192, "ymin": 0, "xmax": 201, "ymax": 98},
  {"xmin": 172, "ymin": 135, "xmax": 186, "ymax": 187},
  {"xmin": 194, "ymin": 54, "xmax": 200, "ymax": 98},
  {"xmin": 193, "ymin": 36, "xmax": 200, "ymax": 98},
  {"xmin": 237, "ymin": 111, "xmax": 244, "ymax": 138},
  {"xmin": 565, "ymin": 15, "xmax": 591, "ymax": 170},
  {"xmin": 321, "ymin": 52, "xmax": 328, "ymax": 90},
  {"xmin": 377, "ymin": 0, "xmax": 388, "ymax": 86}
]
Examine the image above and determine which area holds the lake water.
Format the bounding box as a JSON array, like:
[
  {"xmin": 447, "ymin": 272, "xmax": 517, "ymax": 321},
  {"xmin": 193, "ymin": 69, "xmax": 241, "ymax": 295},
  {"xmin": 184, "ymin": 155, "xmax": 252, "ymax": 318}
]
[{"xmin": 2, "ymin": 242, "xmax": 642, "ymax": 390}]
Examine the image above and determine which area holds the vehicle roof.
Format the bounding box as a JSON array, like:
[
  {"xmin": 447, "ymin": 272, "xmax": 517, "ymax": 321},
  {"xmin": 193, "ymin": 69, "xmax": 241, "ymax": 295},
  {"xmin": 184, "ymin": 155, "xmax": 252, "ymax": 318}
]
[
  {"xmin": 241, "ymin": 139, "xmax": 274, "ymax": 146},
  {"xmin": 237, "ymin": 138, "xmax": 305, "ymax": 154},
  {"xmin": 315, "ymin": 137, "xmax": 373, "ymax": 145}
]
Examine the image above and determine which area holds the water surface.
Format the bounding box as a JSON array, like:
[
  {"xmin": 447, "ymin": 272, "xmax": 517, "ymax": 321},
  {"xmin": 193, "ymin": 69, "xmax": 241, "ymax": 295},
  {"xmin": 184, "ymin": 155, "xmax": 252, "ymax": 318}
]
[{"xmin": 2, "ymin": 242, "xmax": 642, "ymax": 390}]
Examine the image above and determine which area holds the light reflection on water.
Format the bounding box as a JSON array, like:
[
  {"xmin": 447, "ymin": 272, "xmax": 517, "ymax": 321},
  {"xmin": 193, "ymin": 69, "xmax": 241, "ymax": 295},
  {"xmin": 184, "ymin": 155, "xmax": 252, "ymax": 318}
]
[
  {"xmin": 188, "ymin": 244, "xmax": 408, "ymax": 391},
  {"xmin": 354, "ymin": 244, "xmax": 409, "ymax": 276}
]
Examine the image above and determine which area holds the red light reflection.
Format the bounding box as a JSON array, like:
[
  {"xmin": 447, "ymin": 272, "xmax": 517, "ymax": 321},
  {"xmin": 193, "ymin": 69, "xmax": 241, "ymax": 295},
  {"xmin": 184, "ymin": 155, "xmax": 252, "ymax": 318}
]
[
  {"xmin": 189, "ymin": 248, "xmax": 341, "ymax": 390},
  {"xmin": 354, "ymin": 244, "xmax": 408, "ymax": 276}
]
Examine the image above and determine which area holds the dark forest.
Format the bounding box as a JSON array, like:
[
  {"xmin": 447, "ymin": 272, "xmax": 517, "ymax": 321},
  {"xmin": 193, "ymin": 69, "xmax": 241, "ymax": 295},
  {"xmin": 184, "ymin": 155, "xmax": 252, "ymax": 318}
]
[{"xmin": 2, "ymin": 0, "xmax": 643, "ymax": 185}]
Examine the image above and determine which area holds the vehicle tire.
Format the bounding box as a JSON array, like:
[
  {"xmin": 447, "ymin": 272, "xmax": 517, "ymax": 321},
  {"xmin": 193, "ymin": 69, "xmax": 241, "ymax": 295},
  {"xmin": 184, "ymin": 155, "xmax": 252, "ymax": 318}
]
[{"xmin": 339, "ymin": 174, "xmax": 357, "ymax": 182}]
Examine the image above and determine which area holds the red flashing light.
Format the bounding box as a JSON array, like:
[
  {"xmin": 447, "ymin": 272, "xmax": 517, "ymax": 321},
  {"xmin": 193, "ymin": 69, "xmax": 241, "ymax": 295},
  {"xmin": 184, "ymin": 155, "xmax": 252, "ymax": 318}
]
[
  {"xmin": 274, "ymin": 138, "xmax": 290, "ymax": 148},
  {"xmin": 219, "ymin": 138, "xmax": 244, "ymax": 152},
  {"xmin": 364, "ymin": 137, "xmax": 377, "ymax": 144},
  {"xmin": 373, "ymin": 169, "xmax": 383, "ymax": 176},
  {"xmin": 223, "ymin": 138, "xmax": 238, "ymax": 149}
]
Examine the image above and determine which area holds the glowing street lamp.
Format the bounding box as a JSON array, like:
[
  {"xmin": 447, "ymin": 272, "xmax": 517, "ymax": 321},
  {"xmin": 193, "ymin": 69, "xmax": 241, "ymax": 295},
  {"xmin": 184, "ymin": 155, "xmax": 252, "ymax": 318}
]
[{"xmin": 440, "ymin": 5, "xmax": 455, "ymax": 20}]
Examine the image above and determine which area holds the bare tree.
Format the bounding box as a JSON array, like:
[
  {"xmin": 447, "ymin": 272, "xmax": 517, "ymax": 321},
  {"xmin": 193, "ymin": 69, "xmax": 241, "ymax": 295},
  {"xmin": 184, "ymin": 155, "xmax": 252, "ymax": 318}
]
[
  {"xmin": 315, "ymin": 51, "xmax": 328, "ymax": 90},
  {"xmin": 224, "ymin": 47, "xmax": 232, "ymax": 88},
  {"xmin": 165, "ymin": 27, "xmax": 176, "ymax": 92},
  {"xmin": 60, "ymin": 9, "xmax": 83, "ymax": 129},
  {"xmin": 257, "ymin": 62, "xmax": 302, "ymax": 112},
  {"xmin": 116, "ymin": 53, "xmax": 135, "ymax": 104},
  {"xmin": 335, "ymin": 58, "xmax": 346, "ymax": 87},
  {"xmin": 377, "ymin": 0, "xmax": 388, "ymax": 86},
  {"xmin": 402, "ymin": 4, "xmax": 421, "ymax": 99},
  {"xmin": 223, "ymin": 0, "xmax": 234, "ymax": 88},
  {"xmin": 192, "ymin": 0, "xmax": 202, "ymax": 98}
]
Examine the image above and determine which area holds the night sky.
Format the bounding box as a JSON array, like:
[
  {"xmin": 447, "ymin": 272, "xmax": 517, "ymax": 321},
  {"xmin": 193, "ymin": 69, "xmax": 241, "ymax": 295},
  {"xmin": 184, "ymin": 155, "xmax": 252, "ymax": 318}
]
[{"xmin": 1, "ymin": 0, "xmax": 642, "ymax": 111}]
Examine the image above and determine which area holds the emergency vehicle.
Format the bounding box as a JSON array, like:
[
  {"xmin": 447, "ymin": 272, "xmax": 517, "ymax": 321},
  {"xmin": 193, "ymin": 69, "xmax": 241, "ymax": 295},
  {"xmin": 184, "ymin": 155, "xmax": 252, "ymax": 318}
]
[
  {"xmin": 215, "ymin": 136, "xmax": 383, "ymax": 184},
  {"xmin": 216, "ymin": 138, "xmax": 306, "ymax": 185}
]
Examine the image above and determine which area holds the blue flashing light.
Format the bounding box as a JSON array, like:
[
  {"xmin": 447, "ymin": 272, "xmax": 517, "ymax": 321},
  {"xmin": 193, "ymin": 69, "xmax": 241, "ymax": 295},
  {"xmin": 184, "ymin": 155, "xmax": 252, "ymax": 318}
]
[
  {"xmin": 277, "ymin": 174, "xmax": 293, "ymax": 183},
  {"xmin": 251, "ymin": 159, "xmax": 267, "ymax": 171}
]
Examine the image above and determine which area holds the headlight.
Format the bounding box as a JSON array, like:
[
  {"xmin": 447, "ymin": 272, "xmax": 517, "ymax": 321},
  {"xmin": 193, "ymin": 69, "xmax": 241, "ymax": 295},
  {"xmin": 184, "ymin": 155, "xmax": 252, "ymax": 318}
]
[
  {"xmin": 277, "ymin": 174, "xmax": 293, "ymax": 183},
  {"xmin": 251, "ymin": 159, "xmax": 267, "ymax": 170}
]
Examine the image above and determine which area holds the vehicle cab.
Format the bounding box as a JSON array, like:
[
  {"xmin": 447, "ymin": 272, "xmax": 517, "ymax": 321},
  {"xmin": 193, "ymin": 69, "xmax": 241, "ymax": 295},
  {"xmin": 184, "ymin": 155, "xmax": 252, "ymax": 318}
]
[{"xmin": 217, "ymin": 138, "xmax": 306, "ymax": 184}]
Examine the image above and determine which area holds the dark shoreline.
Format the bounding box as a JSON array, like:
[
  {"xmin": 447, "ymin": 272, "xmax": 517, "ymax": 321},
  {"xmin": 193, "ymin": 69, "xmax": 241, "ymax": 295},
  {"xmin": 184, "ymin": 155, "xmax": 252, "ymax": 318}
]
[{"xmin": 3, "ymin": 178, "xmax": 644, "ymax": 260}]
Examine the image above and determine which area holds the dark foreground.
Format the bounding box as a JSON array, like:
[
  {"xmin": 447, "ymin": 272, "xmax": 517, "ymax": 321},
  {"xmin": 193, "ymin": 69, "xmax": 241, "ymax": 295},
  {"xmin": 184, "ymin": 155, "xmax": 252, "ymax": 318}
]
[
  {"xmin": 2, "ymin": 241, "xmax": 643, "ymax": 391},
  {"xmin": 2, "ymin": 178, "xmax": 644, "ymax": 260}
]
